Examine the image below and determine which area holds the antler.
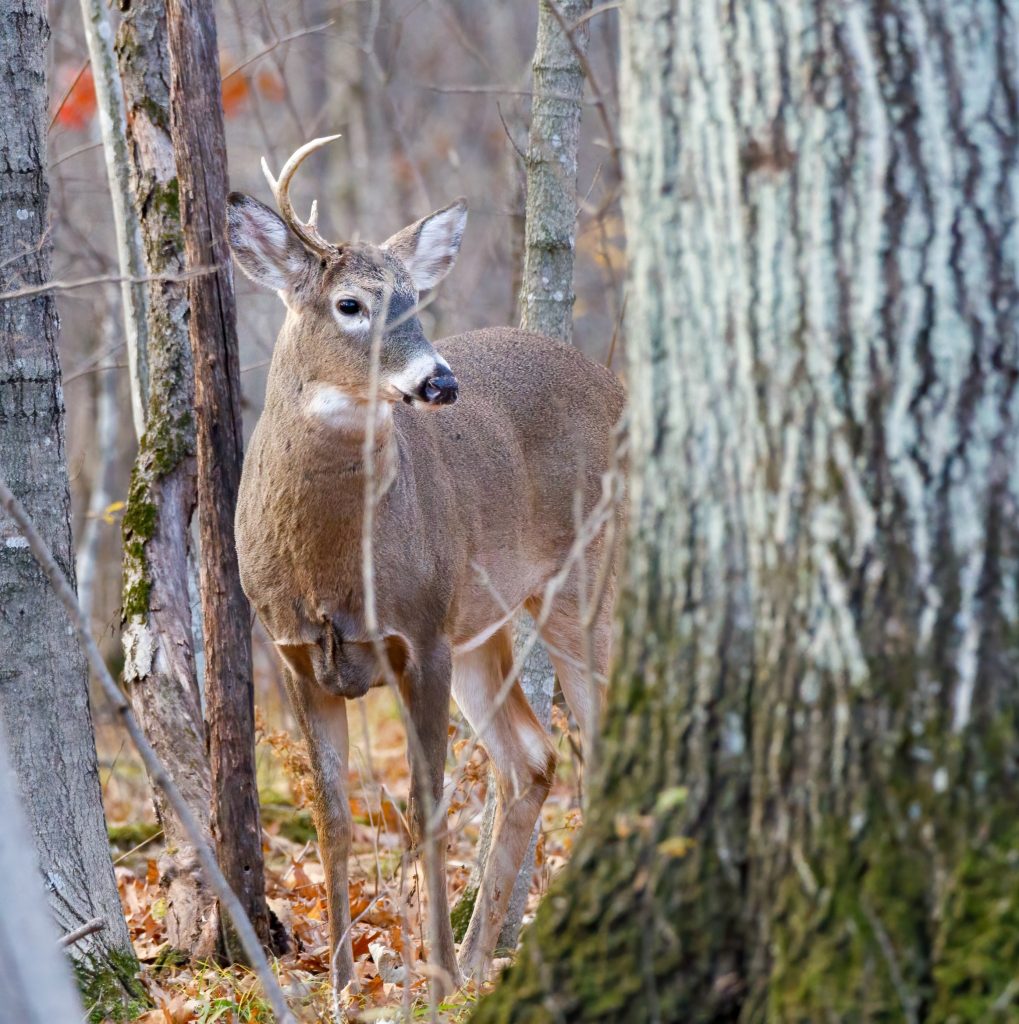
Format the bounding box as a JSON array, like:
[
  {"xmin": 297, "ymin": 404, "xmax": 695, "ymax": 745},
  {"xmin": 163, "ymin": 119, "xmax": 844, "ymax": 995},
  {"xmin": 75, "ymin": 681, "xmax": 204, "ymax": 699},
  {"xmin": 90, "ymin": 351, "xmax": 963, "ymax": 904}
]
[{"xmin": 260, "ymin": 134, "xmax": 341, "ymax": 257}]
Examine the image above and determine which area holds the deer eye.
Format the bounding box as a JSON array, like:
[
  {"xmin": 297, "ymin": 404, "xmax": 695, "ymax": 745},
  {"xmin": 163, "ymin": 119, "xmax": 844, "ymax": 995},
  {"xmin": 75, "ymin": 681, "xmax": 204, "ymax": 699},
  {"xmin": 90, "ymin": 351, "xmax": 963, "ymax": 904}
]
[{"xmin": 336, "ymin": 298, "xmax": 362, "ymax": 316}]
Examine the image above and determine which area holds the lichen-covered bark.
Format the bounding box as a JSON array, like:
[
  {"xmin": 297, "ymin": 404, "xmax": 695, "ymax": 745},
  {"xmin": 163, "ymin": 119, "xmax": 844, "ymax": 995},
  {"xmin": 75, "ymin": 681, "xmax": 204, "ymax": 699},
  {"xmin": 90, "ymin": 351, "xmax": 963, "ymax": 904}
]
[
  {"xmin": 115, "ymin": 0, "xmax": 213, "ymax": 957},
  {"xmin": 475, "ymin": 2, "xmax": 1019, "ymax": 1021},
  {"xmin": 0, "ymin": 1, "xmax": 140, "ymax": 1015}
]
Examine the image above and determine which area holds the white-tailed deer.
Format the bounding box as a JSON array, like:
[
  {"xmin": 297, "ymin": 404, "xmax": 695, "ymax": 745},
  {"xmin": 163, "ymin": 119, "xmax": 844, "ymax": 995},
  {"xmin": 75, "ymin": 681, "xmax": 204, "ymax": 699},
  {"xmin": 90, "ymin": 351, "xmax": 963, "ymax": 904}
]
[{"xmin": 228, "ymin": 137, "xmax": 624, "ymax": 990}]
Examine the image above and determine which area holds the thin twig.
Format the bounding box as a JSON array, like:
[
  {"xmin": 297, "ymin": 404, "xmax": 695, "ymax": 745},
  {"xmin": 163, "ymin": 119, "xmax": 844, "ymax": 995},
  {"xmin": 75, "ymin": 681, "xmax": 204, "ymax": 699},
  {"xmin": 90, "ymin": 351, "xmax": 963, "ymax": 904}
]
[
  {"xmin": 0, "ymin": 265, "xmax": 218, "ymax": 302},
  {"xmin": 221, "ymin": 19, "xmax": 337, "ymax": 82},
  {"xmin": 0, "ymin": 477, "xmax": 295, "ymax": 1024},
  {"xmin": 58, "ymin": 917, "xmax": 105, "ymax": 948}
]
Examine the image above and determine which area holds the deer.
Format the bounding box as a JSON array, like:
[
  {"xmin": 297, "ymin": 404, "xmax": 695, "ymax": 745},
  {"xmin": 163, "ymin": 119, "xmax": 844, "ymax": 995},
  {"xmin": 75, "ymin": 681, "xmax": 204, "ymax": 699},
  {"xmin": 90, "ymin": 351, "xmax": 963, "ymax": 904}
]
[{"xmin": 227, "ymin": 136, "xmax": 625, "ymax": 992}]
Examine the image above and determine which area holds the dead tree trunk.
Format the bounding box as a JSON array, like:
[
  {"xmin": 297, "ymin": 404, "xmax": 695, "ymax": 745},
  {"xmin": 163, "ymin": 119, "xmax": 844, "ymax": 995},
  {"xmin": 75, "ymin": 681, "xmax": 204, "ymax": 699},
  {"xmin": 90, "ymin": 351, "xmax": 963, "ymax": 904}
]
[
  {"xmin": 475, "ymin": 1, "xmax": 1019, "ymax": 1021},
  {"xmin": 165, "ymin": 0, "xmax": 272, "ymax": 957},
  {"xmin": 116, "ymin": 0, "xmax": 215, "ymax": 958},
  {"xmin": 464, "ymin": 0, "xmax": 593, "ymax": 954},
  {"xmin": 0, "ymin": 1, "xmax": 140, "ymax": 1013}
]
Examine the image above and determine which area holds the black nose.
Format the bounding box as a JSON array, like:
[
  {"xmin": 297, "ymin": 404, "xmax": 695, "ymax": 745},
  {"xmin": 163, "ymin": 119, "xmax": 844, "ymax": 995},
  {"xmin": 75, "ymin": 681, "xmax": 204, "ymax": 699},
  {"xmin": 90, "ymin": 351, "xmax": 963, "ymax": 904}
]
[{"xmin": 419, "ymin": 372, "xmax": 458, "ymax": 405}]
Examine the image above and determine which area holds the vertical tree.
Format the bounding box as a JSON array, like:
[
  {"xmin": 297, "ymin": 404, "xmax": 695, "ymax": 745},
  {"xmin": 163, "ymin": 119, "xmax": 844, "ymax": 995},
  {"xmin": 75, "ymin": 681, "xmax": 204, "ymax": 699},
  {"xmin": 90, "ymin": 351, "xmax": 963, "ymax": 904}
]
[
  {"xmin": 0, "ymin": 0, "xmax": 140, "ymax": 1012},
  {"xmin": 165, "ymin": 0, "xmax": 272, "ymax": 955},
  {"xmin": 116, "ymin": 0, "xmax": 214, "ymax": 956},
  {"xmin": 454, "ymin": 0, "xmax": 593, "ymax": 955},
  {"xmin": 476, "ymin": 1, "xmax": 1019, "ymax": 1021}
]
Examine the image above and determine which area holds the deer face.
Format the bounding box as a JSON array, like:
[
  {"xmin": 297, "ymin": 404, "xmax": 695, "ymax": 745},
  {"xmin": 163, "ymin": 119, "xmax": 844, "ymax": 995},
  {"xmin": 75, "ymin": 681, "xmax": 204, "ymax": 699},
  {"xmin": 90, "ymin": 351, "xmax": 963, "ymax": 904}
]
[{"xmin": 227, "ymin": 139, "xmax": 466, "ymax": 412}]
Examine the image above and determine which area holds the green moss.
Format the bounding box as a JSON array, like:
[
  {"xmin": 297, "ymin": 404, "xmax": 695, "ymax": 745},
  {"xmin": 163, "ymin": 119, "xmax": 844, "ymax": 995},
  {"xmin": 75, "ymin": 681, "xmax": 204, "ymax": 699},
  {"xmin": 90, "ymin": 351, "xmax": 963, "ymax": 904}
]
[
  {"xmin": 107, "ymin": 820, "xmax": 162, "ymax": 850},
  {"xmin": 929, "ymin": 818, "xmax": 1019, "ymax": 1022},
  {"xmin": 450, "ymin": 884, "xmax": 478, "ymax": 942},
  {"xmin": 73, "ymin": 946, "xmax": 149, "ymax": 1023}
]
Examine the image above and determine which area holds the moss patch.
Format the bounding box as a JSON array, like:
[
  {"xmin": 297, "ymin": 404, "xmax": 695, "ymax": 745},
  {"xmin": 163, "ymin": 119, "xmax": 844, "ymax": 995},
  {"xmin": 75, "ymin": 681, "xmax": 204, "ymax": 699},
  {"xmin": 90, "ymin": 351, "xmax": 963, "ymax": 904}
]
[{"xmin": 74, "ymin": 946, "xmax": 149, "ymax": 1023}]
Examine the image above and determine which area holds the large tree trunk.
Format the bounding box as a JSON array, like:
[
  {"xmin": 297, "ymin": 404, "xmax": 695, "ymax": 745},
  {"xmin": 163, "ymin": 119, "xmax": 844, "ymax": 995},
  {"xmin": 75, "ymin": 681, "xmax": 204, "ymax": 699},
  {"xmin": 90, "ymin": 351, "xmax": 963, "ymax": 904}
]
[
  {"xmin": 116, "ymin": 0, "xmax": 214, "ymax": 957},
  {"xmin": 165, "ymin": 0, "xmax": 273, "ymax": 958},
  {"xmin": 0, "ymin": 0, "xmax": 140, "ymax": 1013},
  {"xmin": 475, "ymin": 1, "xmax": 1019, "ymax": 1021},
  {"xmin": 454, "ymin": 0, "xmax": 592, "ymax": 956}
]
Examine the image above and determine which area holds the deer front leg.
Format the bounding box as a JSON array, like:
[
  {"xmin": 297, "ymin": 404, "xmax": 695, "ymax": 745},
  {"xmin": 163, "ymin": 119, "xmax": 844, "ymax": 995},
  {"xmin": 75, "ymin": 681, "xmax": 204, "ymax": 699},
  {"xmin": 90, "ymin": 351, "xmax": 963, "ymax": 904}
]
[
  {"xmin": 284, "ymin": 669, "xmax": 355, "ymax": 992},
  {"xmin": 399, "ymin": 639, "xmax": 462, "ymax": 993}
]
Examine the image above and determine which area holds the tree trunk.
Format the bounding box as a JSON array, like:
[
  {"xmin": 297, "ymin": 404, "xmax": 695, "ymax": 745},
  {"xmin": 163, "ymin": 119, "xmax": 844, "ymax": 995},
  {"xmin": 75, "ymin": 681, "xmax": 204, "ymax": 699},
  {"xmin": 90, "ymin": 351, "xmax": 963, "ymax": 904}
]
[
  {"xmin": 165, "ymin": 0, "xmax": 273, "ymax": 960},
  {"xmin": 475, "ymin": 1, "xmax": 1019, "ymax": 1021},
  {"xmin": 78, "ymin": 0, "xmax": 150, "ymax": 437},
  {"xmin": 116, "ymin": 0, "xmax": 215, "ymax": 958},
  {"xmin": 0, "ymin": 727, "xmax": 86, "ymax": 1024},
  {"xmin": 0, "ymin": 1, "xmax": 141, "ymax": 1014}
]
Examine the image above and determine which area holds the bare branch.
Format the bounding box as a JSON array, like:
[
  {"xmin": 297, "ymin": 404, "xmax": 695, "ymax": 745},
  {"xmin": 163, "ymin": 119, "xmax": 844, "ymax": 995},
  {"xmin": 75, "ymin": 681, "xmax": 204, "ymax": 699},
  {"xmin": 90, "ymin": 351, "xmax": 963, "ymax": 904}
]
[{"xmin": 0, "ymin": 265, "xmax": 218, "ymax": 303}]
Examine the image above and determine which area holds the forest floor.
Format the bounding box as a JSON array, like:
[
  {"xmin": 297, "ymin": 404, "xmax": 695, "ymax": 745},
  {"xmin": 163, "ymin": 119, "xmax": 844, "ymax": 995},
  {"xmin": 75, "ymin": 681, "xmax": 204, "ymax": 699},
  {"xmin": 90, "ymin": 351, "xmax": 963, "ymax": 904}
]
[{"xmin": 95, "ymin": 679, "xmax": 584, "ymax": 1023}]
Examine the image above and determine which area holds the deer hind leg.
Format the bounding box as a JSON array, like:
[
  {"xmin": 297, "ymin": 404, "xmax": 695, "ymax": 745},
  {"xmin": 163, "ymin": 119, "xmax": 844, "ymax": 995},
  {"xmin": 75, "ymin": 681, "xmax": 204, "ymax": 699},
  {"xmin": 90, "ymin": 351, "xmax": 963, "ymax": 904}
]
[
  {"xmin": 528, "ymin": 575, "xmax": 614, "ymax": 761},
  {"xmin": 398, "ymin": 639, "xmax": 461, "ymax": 993},
  {"xmin": 453, "ymin": 625, "xmax": 557, "ymax": 981},
  {"xmin": 282, "ymin": 666, "xmax": 355, "ymax": 993}
]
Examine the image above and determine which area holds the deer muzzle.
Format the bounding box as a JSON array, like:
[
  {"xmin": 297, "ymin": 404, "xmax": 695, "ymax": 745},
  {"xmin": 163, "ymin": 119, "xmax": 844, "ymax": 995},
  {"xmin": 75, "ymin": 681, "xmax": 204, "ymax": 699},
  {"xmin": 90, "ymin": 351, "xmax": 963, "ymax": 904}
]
[{"xmin": 418, "ymin": 371, "xmax": 459, "ymax": 405}]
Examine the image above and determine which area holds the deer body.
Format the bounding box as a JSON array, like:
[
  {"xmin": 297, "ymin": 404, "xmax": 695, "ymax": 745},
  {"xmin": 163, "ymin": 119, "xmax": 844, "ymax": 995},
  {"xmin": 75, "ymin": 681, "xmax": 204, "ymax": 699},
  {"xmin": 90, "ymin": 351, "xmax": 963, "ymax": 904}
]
[{"xmin": 228, "ymin": 138, "xmax": 624, "ymax": 991}]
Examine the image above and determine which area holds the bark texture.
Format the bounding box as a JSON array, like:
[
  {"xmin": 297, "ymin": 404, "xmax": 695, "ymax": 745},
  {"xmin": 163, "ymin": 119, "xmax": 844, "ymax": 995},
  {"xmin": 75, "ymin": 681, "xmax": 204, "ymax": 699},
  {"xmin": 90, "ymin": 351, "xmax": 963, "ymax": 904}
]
[
  {"xmin": 116, "ymin": 0, "xmax": 214, "ymax": 957},
  {"xmin": 519, "ymin": 0, "xmax": 592, "ymax": 344},
  {"xmin": 456, "ymin": 0, "xmax": 593, "ymax": 955},
  {"xmin": 165, "ymin": 0, "xmax": 271, "ymax": 958},
  {"xmin": 0, "ymin": 0, "xmax": 140, "ymax": 1012},
  {"xmin": 475, "ymin": 2, "xmax": 1019, "ymax": 1022}
]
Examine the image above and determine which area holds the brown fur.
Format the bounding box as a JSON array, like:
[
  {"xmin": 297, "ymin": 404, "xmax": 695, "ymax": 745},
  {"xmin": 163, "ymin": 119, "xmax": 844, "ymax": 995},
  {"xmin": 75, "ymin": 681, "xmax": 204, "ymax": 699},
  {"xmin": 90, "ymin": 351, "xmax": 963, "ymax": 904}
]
[{"xmin": 230, "ymin": 179, "xmax": 625, "ymax": 990}]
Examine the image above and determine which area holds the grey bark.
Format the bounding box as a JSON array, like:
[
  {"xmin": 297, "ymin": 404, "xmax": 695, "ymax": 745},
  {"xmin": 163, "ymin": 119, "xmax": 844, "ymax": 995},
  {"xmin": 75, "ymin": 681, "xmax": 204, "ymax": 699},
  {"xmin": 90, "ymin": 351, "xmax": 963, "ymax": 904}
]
[
  {"xmin": 0, "ymin": 727, "xmax": 85, "ymax": 1024},
  {"xmin": 476, "ymin": 1, "xmax": 1019, "ymax": 1021},
  {"xmin": 457, "ymin": 0, "xmax": 593, "ymax": 954},
  {"xmin": 115, "ymin": 0, "xmax": 214, "ymax": 957},
  {"xmin": 0, "ymin": 0, "xmax": 138, "ymax": 1008},
  {"xmin": 78, "ymin": 0, "xmax": 149, "ymax": 437}
]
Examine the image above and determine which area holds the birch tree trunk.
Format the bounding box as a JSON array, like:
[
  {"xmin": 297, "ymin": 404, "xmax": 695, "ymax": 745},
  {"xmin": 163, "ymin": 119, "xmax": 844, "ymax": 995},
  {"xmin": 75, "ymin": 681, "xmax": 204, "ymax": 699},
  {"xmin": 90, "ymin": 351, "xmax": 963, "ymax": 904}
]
[
  {"xmin": 165, "ymin": 0, "xmax": 273, "ymax": 957},
  {"xmin": 0, "ymin": 1, "xmax": 140, "ymax": 1013},
  {"xmin": 116, "ymin": 0, "xmax": 214, "ymax": 957},
  {"xmin": 475, "ymin": 1, "xmax": 1019, "ymax": 1021},
  {"xmin": 78, "ymin": 0, "xmax": 149, "ymax": 437},
  {"xmin": 454, "ymin": 0, "xmax": 592, "ymax": 955}
]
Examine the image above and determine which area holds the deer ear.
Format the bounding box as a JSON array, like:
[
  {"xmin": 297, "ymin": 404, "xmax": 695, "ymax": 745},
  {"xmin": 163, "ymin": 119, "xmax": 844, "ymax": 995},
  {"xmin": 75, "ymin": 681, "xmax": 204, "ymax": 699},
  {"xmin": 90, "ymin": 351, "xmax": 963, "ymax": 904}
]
[
  {"xmin": 381, "ymin": 198, "xmax": 468, "ymax": 292},
  {"xmin": 227, "ymin": 192, "xmax": 314, "ymax": 293}
]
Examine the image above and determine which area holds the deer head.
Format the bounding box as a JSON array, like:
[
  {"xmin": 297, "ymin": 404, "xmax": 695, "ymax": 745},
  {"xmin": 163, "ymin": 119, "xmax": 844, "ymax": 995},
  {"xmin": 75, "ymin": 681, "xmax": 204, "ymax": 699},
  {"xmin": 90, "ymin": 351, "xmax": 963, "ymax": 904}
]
[{"xmin": 227, "ymin": 136, "xmax": 467, "ymax": 412}]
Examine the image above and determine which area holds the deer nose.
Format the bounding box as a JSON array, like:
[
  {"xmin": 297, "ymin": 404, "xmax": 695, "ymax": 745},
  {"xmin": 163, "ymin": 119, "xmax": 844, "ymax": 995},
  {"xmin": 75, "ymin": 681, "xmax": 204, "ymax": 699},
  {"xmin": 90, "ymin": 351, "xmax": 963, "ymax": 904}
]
[{"xmin": 419, "ymin": 371, "xmax": 458, "ymax": 405}]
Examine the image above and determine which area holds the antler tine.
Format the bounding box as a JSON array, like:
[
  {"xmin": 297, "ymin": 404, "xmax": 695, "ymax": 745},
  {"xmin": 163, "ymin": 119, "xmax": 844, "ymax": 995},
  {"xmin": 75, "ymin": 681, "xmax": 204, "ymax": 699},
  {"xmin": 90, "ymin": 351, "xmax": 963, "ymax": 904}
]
[{"xmin": 259, "ymin": 134, "xmax": 341, "ymax": 256}]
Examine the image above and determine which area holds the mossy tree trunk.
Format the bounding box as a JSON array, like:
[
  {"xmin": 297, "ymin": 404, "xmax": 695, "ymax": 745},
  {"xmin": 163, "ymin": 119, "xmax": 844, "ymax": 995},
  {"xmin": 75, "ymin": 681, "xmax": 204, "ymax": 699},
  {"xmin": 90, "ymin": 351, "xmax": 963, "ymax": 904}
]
[
  {"xmin": 475, "ymin": 1, "xmax": 1019, "ymax": 1021},
  {"xmin": 0, "ymin": 1, "xmax": 142, "ymax": 1016},
  {"xmin": 116, "ymin": 0, "xmax": 214, "ymax": 958}
]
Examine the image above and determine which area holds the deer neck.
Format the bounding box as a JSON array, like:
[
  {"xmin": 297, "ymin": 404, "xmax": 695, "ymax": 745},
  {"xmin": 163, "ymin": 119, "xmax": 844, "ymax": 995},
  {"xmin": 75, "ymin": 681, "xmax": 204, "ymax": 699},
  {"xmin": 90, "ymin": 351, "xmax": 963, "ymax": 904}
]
[{"xmin": 265, "ymin": 331, "xmax": 400, "ymax": 497}]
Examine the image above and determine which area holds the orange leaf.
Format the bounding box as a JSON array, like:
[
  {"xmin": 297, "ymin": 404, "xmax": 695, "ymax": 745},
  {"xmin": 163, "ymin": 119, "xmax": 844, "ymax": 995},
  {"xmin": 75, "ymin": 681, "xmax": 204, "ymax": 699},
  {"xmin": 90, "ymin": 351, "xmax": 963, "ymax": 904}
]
[
  {"xmin": 221, "ymin": 74, "xmax": 250, "ymax": 117},
  {"xmin": 54, "ymin": 65, "xmax": 96, "ymax": 130}
]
